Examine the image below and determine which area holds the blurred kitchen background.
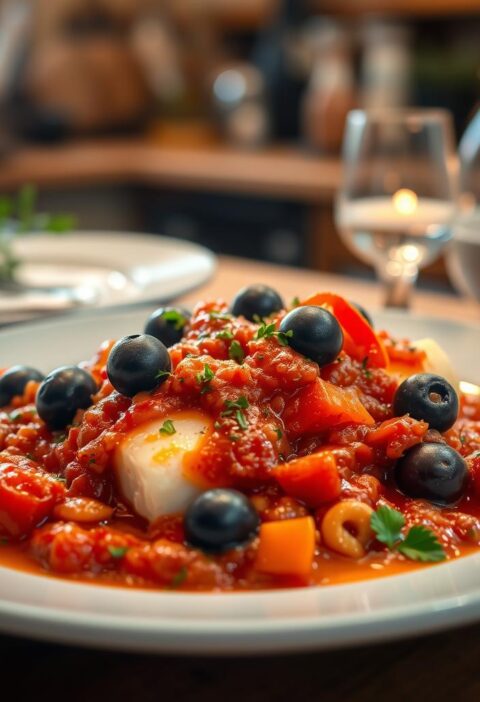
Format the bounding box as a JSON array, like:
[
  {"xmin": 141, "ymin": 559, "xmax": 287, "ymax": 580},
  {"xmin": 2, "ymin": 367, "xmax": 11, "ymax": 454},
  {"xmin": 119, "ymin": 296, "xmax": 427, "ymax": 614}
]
[{"xmin": 0, "ymin": 0, "xmax": 479, "ymax": 291}]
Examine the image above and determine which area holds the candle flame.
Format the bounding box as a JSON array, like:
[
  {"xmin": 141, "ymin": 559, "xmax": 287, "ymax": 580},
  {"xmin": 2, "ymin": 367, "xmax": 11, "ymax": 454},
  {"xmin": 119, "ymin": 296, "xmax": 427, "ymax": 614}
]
[{"xmin": 392, "ymin": 189, "xmax": 418, "ymax": 216}]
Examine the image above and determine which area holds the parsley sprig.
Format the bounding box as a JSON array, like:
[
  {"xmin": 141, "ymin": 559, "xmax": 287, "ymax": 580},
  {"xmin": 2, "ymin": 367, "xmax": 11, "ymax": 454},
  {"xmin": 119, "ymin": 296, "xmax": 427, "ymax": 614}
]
[
  {"xmin": 159, "ymin": 419, "xmax": 176, "ymax": 435},
  {"xmin": 371, "ymin": 505, "xmax": 445, "ymax": 563},
  {"xmin": 221, "ymin": 395, "xmax": 249, "ymax": 430},
  {"xmin": 255, "ymin": 322, "xmax": 293, "ymax": 347}
]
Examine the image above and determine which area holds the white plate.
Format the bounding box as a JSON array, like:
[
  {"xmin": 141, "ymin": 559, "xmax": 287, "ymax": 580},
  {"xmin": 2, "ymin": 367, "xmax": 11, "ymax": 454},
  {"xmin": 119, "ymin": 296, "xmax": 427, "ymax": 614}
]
[
  {"xmin": 5, "ymin": 231, "xmax": 215, "ymax": 322},
  {"xmin": 0, "ymin": 308, "xmax": 479, "ymax": 654}
]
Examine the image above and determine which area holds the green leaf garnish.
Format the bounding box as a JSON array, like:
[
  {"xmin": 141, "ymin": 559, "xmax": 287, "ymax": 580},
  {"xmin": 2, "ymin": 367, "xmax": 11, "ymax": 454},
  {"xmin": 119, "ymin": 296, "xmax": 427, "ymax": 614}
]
[
  {"xmin": 159, "ymin": 419, "xmax": 176, "ymax": 436},
  {"xmin": 221, "ymin": 396, "xmax": 249, "ymax": 430},
  {"xmin": 255, "ymin": 322, "xmax": 293, "ymax": 347},
  {"xmin": 108, "ymin": 546, "xmax": 129, "ymax": 559},
  {"xmin": 275, "ymin": 428, "xmax": 283, "ymax": 440},
  {"xmin": 228, "ymin": 340, "xmax": 245, "ymax": 364},
  {"xmin": 196, "ymin": 363, "xmax": 215, "ymax": 395},
  {"xmin": 397, "ymin": 526, "xmax": 446, "ymax": 562},
  {"xmin": 160, "ymin": 309, "xmax": 188, "ymax": 331},
  {"xmin": 209, "ymin": 311, "xmax": 232, "ymax": 322},
  {"xmin": 291, "ymin": 296, "xmax": 300, "ymax": 308},
  {"xmin": 370, "ymin": 505, "xmax": 405, "ymax": 549},
  {"xmin": 370, "ymin": 505, "xmax": 445, "ymax": 563},
  {"xmin": 155, "ymin": 370, "xmax": 172, "ymax": 381},
  {"xmin": 169, "ymin": 565, "xmax": 188, "ymax": 589},
  {"xmin": 216, "ymin": 329, "xmax": 234, "ymax": 340},
  {"xmin": 361, "ymin": 356, "xmax": 372, "ymax": 379}
]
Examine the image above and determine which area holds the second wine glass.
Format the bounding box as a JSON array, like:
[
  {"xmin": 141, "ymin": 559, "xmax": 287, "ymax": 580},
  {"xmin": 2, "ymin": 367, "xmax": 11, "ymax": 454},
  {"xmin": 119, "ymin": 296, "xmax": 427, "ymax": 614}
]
[{"xmin": 335, "ymin": 109, "xmax": 457, "ymax": 308}]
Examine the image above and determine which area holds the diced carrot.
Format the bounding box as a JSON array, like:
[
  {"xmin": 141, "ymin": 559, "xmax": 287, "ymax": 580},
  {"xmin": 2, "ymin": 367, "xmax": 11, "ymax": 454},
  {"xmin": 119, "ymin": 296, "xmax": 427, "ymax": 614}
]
[
  {"xmin": 255, "ymin": 516, "xmax": 316, "ymax": 577},
  {"xmin": 301, "ymin": 292, "xmax": 388, "ymax": 368},
  {"xmin": 275, "ymin": 452, "xmax": 341, "ymax": 506},
  {"xmin": 283, "ymin": 377, "xmax": 375, "ymax": 437}
]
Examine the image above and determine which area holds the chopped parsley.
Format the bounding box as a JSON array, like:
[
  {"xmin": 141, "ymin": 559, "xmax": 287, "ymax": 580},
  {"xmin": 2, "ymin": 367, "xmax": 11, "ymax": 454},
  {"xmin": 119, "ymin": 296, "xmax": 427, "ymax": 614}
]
[
  {"xmin": 160, "ymin": 309, "xmax": 188, "ymax": 330},
  {"xmin": 216, "ymin": 329, "xmax": 234, "ymax": 340},
  {"xmin": 275, "ymin": 428, "xmax": 283, "ymax": 440},
  {"xmin": 221, "ymin": 396, "xmax": 249, "ymax": 430},
  {"xmin": 155, "ymin": 370, "xmax": 172, "ymax": 381},
  {"xmin": 362, "ymin": 356, "xmax": 372, "ymax": 380},
  {"xmin": 196, "ymin": 363, "xmax": 215, "ymax": 394},
  {"xmin": 108, "ymin": 546, "xmax": 129, "ymax": 559},
  {"xmin": 159, "ymin": 419, "xmax": 176, "ymax": 436},
  {"xmin": 169, "ymin": 565, "xmax": 188, "ymax": 589},
  {"xmin": 228, "ymin": 340, "xmax": 245, "ymax": 364},
  {"xmin": 53, "ymin": 432, "xmax": 67, "ymax": 445},
  {"xmin": 209, "ymin": 311, "xmax": 232, "ymax": 322},
  {"xmin": 8, "ymin": 410, "xmax": 23, "ymax": 421},
  {"xmin": 291, "ymin": 296, "xmax": 300, "ymax": 308},
  {"xmin": 255, "ymin": 322, "xmax": 293, "ymax": 347},
  {"xmin": 371, "ymin": 505, "xmax": 445, "ymax": 562}
]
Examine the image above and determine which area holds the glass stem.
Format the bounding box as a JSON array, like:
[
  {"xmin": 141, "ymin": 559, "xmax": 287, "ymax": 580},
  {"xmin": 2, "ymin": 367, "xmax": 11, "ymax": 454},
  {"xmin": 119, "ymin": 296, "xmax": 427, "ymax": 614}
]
[{"xmin": 378, "ymin": 263, "xmax": 419, "ymax": 310}]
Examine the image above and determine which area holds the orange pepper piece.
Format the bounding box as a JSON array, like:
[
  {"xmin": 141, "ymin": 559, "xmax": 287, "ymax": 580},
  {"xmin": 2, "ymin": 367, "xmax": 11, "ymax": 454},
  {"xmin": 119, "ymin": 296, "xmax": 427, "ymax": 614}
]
[{"xmin": 255, "ymin": 516, "xmax": 316, "ymax": 576}]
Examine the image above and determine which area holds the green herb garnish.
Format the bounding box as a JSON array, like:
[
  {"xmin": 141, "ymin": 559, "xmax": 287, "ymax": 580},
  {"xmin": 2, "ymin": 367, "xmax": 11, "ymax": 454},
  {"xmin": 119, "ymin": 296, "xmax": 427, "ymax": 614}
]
[
  {"xmin": 228, "ymin": 340, "xmax": 245, "ymax": 364},
  {"xmin": 216, "ymin": 329, "xmax": 234, "ymax": 340},
  {"xmin": 160, "ymin": 309, "xmax": 188, "ymax": 330},
  {"xmin": 371, "ymin": 505, "xmax": 445, "ymax": 562},
  {"xmin": 275, "ymin": 428, "xmax": 283, "ymax": 440},
  {"xmin": 108, "ymin": 546, "xmax": 129, "ymax": 559},
  {"xmin": 291, "ymin": 296, "xmax": 300, "ymax": 308},
  {"xmin": 361, "ymin": 356, "xmax": 372, "ymax": 379},
  {"xmin": 255, "ymin": 322, "xmax": 293, "ymax": 347},
  {"xmin": 0, "ymin": 185, "xmax": 75, "ymax": 281},
  {"xmin": 159, "ymin": 419, "xmax": 176, "ymax": 436},
  {"xmin": 196, "ymin": 363, "xmax": 215, "ymax": 394},
  {"xmin": 155, "ymin": 370, "xmax": 172, "ymax": 381},
  {"xmin": 209, "ymin": 311, "xmax": 232, "ymax": 322},
  {"xmin": 221, "ymin": 396, "xmax": 249, "ymax": 430},
  {"xmin": 169, "ymin": 566, "xmax": 188, "ymax": 589}
]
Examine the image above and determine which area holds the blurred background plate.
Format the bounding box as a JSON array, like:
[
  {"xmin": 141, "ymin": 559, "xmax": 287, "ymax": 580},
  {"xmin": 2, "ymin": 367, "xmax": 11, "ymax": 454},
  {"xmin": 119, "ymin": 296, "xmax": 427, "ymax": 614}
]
[{"xmin": 2, "ymin": 231, "xmax": 216, "ymax": 323}]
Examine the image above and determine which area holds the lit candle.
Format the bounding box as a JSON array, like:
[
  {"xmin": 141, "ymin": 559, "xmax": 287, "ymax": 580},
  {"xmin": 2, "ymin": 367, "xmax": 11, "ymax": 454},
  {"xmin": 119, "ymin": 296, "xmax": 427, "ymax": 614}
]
[{"xmin": 337, "ymin": 190, "xmax": 455, "ymax": 235}]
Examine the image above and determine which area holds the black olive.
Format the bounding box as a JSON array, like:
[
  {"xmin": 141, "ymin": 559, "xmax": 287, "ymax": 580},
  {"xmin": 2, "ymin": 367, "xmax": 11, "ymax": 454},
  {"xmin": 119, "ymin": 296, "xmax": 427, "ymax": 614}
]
[
  {"xmin": 278, "ymin": 305, "xmax": 343, "ymax": 366},
  {"xmin": 144, "ymin": 307, "xmax": 190, "ymax": 348},
  {"xmin": 36, "ymin": 366, "xmax": 97, "ymax": 430},
  {"xmin": 107, "ymin": 334, "xmax": 171, "ymax": 398},
  {"xmin": 230, "ymin": 285, "xmax": 284, "ymax": 322},
  {"xmin": 0, "ymin": 365, "xmax": 44, "ymax": 407},
  {"xmin": 184, "ymin": 489, "xmax": 259, "ymax": 554},
  {"xmin": 395, "ymin": 442, "xmax": 468, "ymax": 506},
  {"xmin": 393, "ymin": 373, "xmax": 459, "ymax": 432}
]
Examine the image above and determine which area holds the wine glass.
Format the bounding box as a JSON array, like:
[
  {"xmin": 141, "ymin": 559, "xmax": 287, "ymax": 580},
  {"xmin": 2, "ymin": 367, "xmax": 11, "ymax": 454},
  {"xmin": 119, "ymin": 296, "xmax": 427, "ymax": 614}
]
[{"xmin": 335, "ymin": 109, "xmax": 458, "ymax": 308}]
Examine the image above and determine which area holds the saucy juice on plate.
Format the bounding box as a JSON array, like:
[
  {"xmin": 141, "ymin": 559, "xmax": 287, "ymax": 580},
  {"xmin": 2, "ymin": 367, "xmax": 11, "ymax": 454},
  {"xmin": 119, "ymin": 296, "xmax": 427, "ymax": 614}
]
[{"xmin": 0, "ymin": 286, "xmax": 480, "ymax": 591}]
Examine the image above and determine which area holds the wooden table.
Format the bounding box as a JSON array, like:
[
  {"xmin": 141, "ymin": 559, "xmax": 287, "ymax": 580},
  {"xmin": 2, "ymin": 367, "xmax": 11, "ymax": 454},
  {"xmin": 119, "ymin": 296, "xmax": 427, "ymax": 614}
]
[{"xmin": 2, "ymin": 257, "xmax": 480, "ymax": 702}]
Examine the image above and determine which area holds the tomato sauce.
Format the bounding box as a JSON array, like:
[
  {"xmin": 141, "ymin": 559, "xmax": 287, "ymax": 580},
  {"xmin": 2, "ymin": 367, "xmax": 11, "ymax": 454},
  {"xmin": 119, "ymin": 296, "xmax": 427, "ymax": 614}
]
[{"xmin": 0, "ymin": 296, "xmax": 480, "ymax": 592}]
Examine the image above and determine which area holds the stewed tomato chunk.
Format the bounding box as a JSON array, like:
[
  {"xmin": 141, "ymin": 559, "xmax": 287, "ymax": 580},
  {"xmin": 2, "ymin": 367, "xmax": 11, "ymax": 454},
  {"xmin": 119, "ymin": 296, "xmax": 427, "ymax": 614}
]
[
  {"xmin": 275, "ymin": 452, "xmax": 341, "ymax": 506},
  {"xmin": 0, "ymin": 456, "xmax": 65, "ymax": 538},
  {"xmin": 283, "ymin": 377, "xmax": 375, "ymax": 437}
]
